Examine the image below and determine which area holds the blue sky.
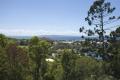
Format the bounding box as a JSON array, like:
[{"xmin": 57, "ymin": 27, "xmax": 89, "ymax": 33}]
[{"xmin": 0, "ymin": 0, "xmax": 120, "ymax": 36}]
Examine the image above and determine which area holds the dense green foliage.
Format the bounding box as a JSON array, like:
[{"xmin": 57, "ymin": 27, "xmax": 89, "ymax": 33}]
[
  {"xmin": 0, "ymin": 29, "xmax": 120, "ymax": 80},
  {"xmin": 0, "ymin": 0, "xmax": 120, "ymax": 80}
]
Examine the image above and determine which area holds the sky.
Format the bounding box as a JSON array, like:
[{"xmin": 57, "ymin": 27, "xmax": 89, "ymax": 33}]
[{"xmin": 0, "ymin": 0, "xmax": 120, "ymax": 36}]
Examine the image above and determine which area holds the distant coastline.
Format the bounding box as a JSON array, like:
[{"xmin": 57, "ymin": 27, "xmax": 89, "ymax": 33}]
[{"xmin": 9, "ymin": 35, "xmax": 83, "ymax": 41}]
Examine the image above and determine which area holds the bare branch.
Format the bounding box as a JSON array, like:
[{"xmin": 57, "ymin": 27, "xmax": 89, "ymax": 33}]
[{"xmin": 104, "ymin": 19, "xmax": 120, "ymax": 25}]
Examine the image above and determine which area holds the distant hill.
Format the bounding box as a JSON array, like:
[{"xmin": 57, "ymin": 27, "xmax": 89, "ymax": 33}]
[
  {"xmin": 40, "ymin": 35, "xmax": 82, "ymax": 41},
  {"xmin": 9, "ymin": 36, "xmax": 32, "ymax": 39},
  {"xmin": 9, "ymin": 35, "xmax": 83, "ymax": 41}
]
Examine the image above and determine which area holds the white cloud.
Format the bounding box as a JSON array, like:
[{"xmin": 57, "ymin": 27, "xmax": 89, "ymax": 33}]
[{"xmin": 0, "ymin": 29, "xmax": 81, "ymax": 36}]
